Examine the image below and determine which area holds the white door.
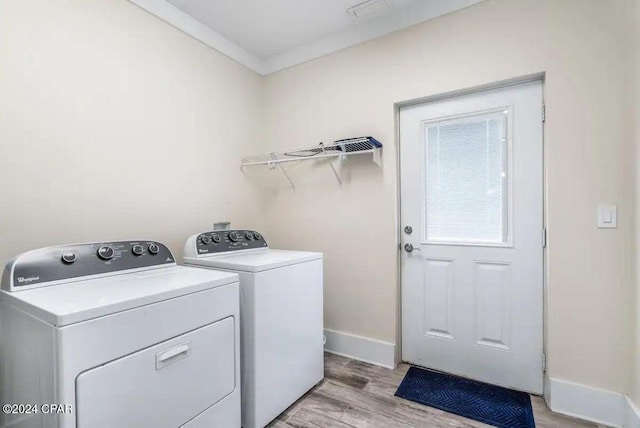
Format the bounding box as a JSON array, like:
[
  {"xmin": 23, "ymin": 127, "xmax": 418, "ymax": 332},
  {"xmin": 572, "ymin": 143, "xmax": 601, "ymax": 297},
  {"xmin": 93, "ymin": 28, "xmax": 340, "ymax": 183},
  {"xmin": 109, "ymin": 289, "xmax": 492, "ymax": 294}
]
[{"xmin": 400, "ymin": 81, "xmax": 544, "ymax": 394}]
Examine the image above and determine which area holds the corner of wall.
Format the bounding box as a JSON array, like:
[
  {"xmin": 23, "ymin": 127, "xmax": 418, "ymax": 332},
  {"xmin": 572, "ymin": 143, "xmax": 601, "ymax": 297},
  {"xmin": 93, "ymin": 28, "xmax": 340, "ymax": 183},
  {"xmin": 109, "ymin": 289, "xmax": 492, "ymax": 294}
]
[
  {"xmin": 630, "ymin": 0, "xmax": 640, "ymax": 413},
  {"xmin": 625, "ymin": 396, "xmax": 640, "ymax": 428}
]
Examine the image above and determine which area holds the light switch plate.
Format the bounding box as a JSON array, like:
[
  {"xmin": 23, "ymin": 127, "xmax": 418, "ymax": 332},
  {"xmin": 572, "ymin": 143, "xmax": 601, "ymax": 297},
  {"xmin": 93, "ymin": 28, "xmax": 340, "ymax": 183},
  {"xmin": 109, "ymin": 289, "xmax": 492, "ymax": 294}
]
[{"xmin": 597, "ymin": 205, "xmax": 617, "ymax": 228}]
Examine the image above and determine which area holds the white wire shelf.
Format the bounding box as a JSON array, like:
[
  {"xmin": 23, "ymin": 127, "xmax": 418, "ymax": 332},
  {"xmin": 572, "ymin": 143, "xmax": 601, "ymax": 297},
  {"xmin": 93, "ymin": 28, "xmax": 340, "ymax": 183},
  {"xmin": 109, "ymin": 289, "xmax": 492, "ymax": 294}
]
[
  {"xmin": 241, "ymin": 137, "xmax": 382, "ymax": 166},
  {"xmin": 240, "ymin": 137, "xmax": 383, "ymax": 191}
]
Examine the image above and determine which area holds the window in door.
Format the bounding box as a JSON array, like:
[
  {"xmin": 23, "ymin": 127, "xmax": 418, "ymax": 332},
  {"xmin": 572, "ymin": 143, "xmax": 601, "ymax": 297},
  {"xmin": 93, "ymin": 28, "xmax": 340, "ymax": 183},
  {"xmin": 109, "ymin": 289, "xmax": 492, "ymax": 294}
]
[{"xmin": 424, "ymin": 109, "xmax": 510, "ymax": 245}]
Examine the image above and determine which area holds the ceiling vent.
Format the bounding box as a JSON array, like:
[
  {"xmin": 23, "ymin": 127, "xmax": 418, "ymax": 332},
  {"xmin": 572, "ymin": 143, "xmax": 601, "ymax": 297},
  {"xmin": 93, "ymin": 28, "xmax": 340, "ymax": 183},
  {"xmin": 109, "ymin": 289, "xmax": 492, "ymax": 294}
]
[{"xmin": 347, "ymin": 0, "xmax": 389, "ymax": 18}]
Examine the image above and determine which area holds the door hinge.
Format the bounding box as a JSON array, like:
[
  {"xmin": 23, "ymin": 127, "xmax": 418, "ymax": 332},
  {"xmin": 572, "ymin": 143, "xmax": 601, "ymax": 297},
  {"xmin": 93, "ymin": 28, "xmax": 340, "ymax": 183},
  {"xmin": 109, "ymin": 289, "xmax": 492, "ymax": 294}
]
[
  {"xmin": 542, "ymin": 353, "xmax": 547, "ymax": 372},
  {"xmin": 542, "ymin": 228, "xmax": 547, "ymax": 248},
  {"xmin": 542, "ymin": 105, "xmax": 546, "ymax": 122}
]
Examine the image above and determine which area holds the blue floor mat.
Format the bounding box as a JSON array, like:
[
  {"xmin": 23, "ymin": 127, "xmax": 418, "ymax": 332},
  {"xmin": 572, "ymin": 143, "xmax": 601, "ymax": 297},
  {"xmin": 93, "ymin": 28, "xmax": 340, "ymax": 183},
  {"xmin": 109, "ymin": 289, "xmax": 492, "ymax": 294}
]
[{"xmin": 395, "ymin": 366, "xmax": 535, "ymax": 428}]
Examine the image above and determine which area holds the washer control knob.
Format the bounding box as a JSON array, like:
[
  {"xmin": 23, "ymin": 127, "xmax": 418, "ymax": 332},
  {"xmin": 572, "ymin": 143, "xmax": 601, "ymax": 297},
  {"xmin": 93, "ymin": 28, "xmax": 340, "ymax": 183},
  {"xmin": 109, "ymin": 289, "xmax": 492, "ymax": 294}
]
[
  {"xmin": 245, "ymin": 232, "xmax": 254, "ymax": 240},
  {"xmin": 132, "ymin": 245, "xmax": 144, "ymax": 256},
  {"xmin": 148, "ymin": 243, "xmax": 160, "ymax": 255},
  {"xmin": 61, "ymin": 252, "xmax": 77, "ymax": 264},
  {"xmin": 212, "ymin": 234, "xmax": 221, "ymax": 243},
  {"xmin": 254, "ymin": 232, "xmax": 262, "ymax": 240},
  {"xmin": 97, "ymin": 246, "xmax": 115, "ymax": 260},
  {"xmin": 228, "ymin": 231, "xmax": 240, "ymax": 242},
  {"xmin": 201, "ymin": 235, "xmax": 212, "ymax": 245}
]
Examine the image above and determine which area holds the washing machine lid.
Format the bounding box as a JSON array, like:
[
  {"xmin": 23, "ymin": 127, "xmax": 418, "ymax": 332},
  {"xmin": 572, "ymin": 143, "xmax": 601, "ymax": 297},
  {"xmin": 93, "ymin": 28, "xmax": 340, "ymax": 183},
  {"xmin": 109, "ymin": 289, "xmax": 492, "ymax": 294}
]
[
  {"xmin": 0, "ymin": 266, "xmax": 238, "ymax": 326},
  {"xmin": 185, "ymin": 249, "xmax": 322, "ymax": 273}
]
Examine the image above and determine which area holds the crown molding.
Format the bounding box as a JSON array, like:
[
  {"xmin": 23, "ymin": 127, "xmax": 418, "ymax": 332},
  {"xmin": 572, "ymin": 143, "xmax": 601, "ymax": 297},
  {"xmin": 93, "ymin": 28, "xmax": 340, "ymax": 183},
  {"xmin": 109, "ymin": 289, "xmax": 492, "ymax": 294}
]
[
  {"xmin": 129, "ymin": 0, "xmax": 485, "ymax": 76},
  {"xmin": 128, "ymin": 0, "xmax": 267, "ymax": 74},
  {"xmin": 262, "ymin": 0, "xmax": 485, "ymax": 74}
]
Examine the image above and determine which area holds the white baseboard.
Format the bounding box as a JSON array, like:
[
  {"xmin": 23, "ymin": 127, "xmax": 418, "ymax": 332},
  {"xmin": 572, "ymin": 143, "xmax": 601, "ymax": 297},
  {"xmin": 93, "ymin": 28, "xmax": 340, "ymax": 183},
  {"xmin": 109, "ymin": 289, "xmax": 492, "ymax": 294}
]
[
  {"xmin": 323, "ymin": 328, "xmax": 396, "ymax": 369},
  {"xmin": 547, "ymin": 378, "xmax": 624, "ymax": 427},
  {"xmin": 624, "ymin": 396, "xmax": 640, "ymax": 428}
]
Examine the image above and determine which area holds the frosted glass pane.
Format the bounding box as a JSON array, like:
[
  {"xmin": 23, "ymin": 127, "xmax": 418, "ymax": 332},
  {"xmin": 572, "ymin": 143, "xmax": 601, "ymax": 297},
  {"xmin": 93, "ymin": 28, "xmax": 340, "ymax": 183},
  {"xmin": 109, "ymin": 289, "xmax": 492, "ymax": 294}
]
[{"xmin": 425, "ymin": 111, "xmax": 508, "ymax": 244}]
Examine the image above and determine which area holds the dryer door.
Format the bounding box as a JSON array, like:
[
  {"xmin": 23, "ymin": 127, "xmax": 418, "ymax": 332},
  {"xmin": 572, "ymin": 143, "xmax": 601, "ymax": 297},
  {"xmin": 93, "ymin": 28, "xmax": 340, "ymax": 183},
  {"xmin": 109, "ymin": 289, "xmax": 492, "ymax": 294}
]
[{"xmin": 76, "ymin": 317, "xmax": 236, "ymax": 428}]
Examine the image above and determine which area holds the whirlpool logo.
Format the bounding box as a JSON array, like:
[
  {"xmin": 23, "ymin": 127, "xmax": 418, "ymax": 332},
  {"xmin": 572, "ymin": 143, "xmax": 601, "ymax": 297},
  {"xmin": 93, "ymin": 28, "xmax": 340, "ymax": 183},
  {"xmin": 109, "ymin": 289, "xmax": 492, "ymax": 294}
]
[{"xmin": 17, "ymin": 275, "xmax": 40, "ymax": 283}]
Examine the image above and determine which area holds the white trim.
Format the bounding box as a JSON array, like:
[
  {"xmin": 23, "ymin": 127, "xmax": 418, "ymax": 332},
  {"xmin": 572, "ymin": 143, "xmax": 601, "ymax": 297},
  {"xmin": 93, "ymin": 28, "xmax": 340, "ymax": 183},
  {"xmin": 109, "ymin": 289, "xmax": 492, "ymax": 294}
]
[
  {"xmin": 261, "ymin": 0, "xmax": 485, "ymax": 74},
  {"xmin": 127, "ymin": 0, "xmax": 485, "ymax": 75},
  {"xmin": 624, "ymin": 396, "xmax": 640, "ymax": 428},
  {"xmin": 127, "ymin": 0, "xmax": 266, "ymax": 74},
  {"xmin": 543, "ymin": 375, "xmax": 551, "ymax": 408},
  {"xmin": 547, "ymin": 377, "xmax": 624, "ymax": 427},
  {"xmin": 324, "ymin": 328, "xmax": 396, "ymax": 369}
]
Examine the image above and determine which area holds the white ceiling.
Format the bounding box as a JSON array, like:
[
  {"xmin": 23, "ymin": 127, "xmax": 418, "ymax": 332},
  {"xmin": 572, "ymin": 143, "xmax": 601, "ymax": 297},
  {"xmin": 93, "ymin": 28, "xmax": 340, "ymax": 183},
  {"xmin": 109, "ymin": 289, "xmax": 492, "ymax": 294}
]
[
  {"xmin": 165, "ymin": 0, "xmax": 416, "ymax": 59},
  {"xmin": 129, "ymin": 0, "xmax": 485, "ymax": 75}
]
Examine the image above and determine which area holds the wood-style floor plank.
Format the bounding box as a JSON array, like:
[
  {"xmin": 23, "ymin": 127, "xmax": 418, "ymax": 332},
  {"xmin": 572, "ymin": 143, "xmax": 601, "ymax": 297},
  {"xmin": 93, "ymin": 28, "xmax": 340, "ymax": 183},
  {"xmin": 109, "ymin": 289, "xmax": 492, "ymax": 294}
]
[
  {"xmin": 266, "ymin": 353, "xmax": 596, "ymax": 428},
  {"xmin": 340, "ymin": 404, "xmax": 414, "ymax": 428},
  {"xmin": 286, "ymin": 407, "xmax": 356, "ymax": 428}
]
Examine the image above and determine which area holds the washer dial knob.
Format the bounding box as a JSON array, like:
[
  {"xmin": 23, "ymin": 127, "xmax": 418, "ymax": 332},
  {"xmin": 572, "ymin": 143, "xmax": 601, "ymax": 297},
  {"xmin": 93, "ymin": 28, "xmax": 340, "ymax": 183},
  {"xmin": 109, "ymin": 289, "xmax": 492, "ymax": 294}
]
[
  {"xmin": 97, "ymin": 246, "xmax": 115, "ymax": 260},
  {"xmin": 148, "ymin": 243, "xmax": 160, "ymax": 254},
  {"xmin": 201, "ymin": 235, "xmax": 212, "ymax": 245},
  {"xmin": 254, "ymin": 232, "xmax": 262, "ymax": 240},
  {"xmin": 212, "ymin": 234, "xmax": 221, "ymax": 243},
  {"xmin": 245, "ymin": 232, "xmax": 254, "ymax": 240},
  {"xmin": 228, "ymin": 231, "xmax": 240, "ymax": 242},
  {"xmin": 61, "ymin": 252, "xmax": 77, "ymax": 264},
  {"xmin": 132, "ymin": 245, "xmax": 144, "ymax": 256}
]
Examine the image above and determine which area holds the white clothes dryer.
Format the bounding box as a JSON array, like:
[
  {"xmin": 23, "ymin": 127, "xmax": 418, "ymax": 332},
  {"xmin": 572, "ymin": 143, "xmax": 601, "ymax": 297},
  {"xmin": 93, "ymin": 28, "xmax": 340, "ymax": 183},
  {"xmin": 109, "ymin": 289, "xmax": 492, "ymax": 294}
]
[{"xmin": 0, "ymin": 240, "xmax": 241, "ymax": 428}]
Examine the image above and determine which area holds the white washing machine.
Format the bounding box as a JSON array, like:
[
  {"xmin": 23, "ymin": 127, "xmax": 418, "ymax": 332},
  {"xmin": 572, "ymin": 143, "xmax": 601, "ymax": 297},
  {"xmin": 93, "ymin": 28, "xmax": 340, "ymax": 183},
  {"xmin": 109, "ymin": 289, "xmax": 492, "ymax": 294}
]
[
  {"xmin": 183, "ymin": 230, "xmax": 324, "ymax": 428},
  {"xmin": 0, "ymin": 240, "xmax": 241, "ymax": 428}
]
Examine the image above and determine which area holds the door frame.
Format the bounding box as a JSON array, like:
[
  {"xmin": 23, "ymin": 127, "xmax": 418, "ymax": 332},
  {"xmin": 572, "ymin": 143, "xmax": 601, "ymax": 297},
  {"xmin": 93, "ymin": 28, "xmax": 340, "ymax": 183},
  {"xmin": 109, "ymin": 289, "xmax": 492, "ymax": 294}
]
[{"xmin": 394, "ymin": 73, "xmax": 548, "ymax": 391}]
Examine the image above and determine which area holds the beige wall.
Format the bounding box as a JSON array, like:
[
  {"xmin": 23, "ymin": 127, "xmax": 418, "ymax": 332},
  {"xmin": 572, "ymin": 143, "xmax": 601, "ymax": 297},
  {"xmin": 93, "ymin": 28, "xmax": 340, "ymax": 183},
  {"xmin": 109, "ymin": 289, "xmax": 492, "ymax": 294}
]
[
  {"xmin": 632, "ymin": 0, "xmax": 640, "ymax": 407},
  {"xmin": 0, "ymin": 0, "xmax": 265, "ymax": 265},
  {"xmin": 262, "ymin": 0, "xmax": 635, "ymax": 393},
  {"xmin": 1, "ymin": 0, "xmax": 636, "ymax": 399}
]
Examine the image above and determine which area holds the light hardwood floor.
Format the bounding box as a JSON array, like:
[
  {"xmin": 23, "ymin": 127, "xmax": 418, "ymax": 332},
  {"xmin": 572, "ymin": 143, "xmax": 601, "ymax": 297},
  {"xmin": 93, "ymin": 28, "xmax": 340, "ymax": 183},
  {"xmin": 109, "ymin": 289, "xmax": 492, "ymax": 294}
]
[{"xmin": 267, "ymin": 353, "xmax": 596, "ymax": 428}]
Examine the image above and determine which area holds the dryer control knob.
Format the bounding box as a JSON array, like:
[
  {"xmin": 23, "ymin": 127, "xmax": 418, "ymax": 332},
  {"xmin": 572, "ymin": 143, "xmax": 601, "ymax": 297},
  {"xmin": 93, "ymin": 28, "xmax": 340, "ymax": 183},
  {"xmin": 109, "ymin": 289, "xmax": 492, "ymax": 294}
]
[
  {"xmin": 97, "ymin": 246, "xmax": 115, "ymax": 260},
  {"xmin": 61, "ymin": 252, "xmax": 77, "ymax": 264},
  {"xmin": 254, "ymin": 232, "xmax": 262, "ymax": 240},
  {"xmin": 201, "ymin": 235, "xmax": 212, "ymax": 245},
  {"xmin": 148, "ymin": 243, "xmax": 160, "ymax": 255},
  {"xmin": 245, "ymin": 232, "xmax": 254, "ymax": 240},
  {"xmin": 228, "ymin": 231, "xmax": 240, "ymax": 242},
  {"xmin": 212, "ymin": 234, "xmax": 221, "ymax": 243},
  {"xmin": 132, "ymin": 245, "xmax": 144, "ymax": 256}
]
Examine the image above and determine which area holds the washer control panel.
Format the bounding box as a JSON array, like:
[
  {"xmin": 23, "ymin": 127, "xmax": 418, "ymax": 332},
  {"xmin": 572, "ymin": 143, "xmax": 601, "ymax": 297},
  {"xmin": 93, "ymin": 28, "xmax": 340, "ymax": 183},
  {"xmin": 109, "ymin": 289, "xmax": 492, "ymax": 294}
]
[
  {"xmin": 196, "ymin": 230, "xmax": 267, "ymax": 255},
  {"xmin": 2, "ymin": 241, "xmax": 174, "ymax": 292}
]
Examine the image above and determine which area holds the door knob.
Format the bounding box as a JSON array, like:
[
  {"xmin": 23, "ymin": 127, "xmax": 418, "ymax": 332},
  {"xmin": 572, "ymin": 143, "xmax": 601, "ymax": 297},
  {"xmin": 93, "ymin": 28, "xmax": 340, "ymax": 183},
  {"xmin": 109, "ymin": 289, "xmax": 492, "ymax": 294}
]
[{"xmin": 404, "ymin": 243, "xmax": 421, "ymax": 253}]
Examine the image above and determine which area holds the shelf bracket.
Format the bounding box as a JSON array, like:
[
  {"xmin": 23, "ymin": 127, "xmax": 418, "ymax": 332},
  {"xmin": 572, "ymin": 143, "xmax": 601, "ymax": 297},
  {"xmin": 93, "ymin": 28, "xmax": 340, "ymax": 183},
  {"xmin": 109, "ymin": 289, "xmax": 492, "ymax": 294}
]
[
  {"xmin": 321, "ymin": 145, "xmax": 343, "ymax": 187},
  {"xmin": 372, "ymin": 148, "xmax": 382, "ymax": 166},
  {"xmin": 328, "ymin": 162, "xmax": 342, "ymax": 187},
  {"xmin": 269, "ymin": 154, "xmax": 295, "ymax": 191}
]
